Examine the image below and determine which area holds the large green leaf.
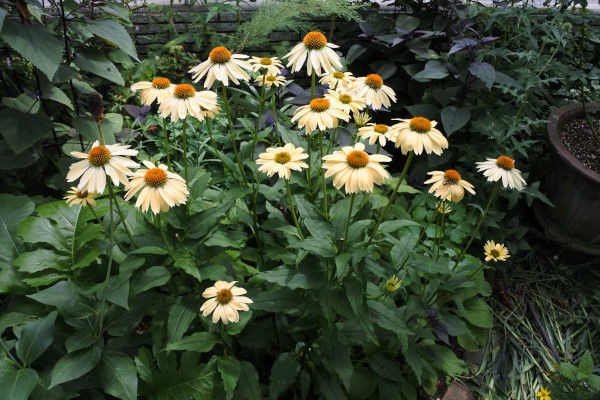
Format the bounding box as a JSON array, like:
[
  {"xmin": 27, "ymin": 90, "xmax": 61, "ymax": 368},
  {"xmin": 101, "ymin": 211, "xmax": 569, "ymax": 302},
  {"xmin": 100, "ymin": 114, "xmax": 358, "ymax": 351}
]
[
  {"xmin": 269, "ymin": 352, "xmax": 300, "ymax": 400},
  {"xmin": 13, "ymin": 249, "xmax": 69, "ymax": 273},
  {"xmin": 235, "ymin": 362, "xmax": 261, "ymax": 400},
  {"xmin": 50, "ymin": 345, "xmax": 102, "ymax": 388},
  {"xmin": 15, "ymin": 311, "xmax": 57, "ymax": 366},
  {"xmin": 167, "ymin": 304, "xmax": 196, "ymax": 343},
  {"xmin": 0, "ymin": 20, "xmax": 63, "ymax": 80},
  {"xmin": 218, "ymin": 356, "xmax": 241, "ymax": 400},
  {"xmin": 0, "ymin": 141, "xmax": 37, "ymax": 170},
  {"xmin": 165, "ymin": 332, "xmax": 218, "ymax": 353},
  {"xmin": 27, "ymin": 280, "xmax": 94, "ymax": 324},
  {"xmin": 0, "ymin": 8, "xmax": 6, "ymax": 31},
  {"xmin": 100, "ymin": 351, "xmax": 138, "ymax": 400},
  {"xmin": 74, "ymin": 48, "xmax": 124, "ymax": 85},
  {"xmin": 368, "ymin": 300, "xmax": 410, "ymax": 347},
  {"xmin": 85, "ymin": 19, "xmax": 139, "ymax": 61},
  {"xmin": 441, "ymin": 106, "xmax": 471, "ymax": 136},
  {"xmin": 0, "ymin": 108, "xmax": 53, "ymax": 153},
  {"xmin": 0, "ymin": 368, "xmax": 39, "ymax": 400},
  {"xmin": 147, "ymin": 357, "xmax": 216, "ymax": 400},
  {"xmin": 131, "ymin": 266, "xmax": 170, "ymax": 295},
  {"xmin": 257, "ymin": 265, "xmax": 326, "ymax": 290},
  {"xmin": 455, "ymin": 298, "xmax": 493, "ymax": 329}
]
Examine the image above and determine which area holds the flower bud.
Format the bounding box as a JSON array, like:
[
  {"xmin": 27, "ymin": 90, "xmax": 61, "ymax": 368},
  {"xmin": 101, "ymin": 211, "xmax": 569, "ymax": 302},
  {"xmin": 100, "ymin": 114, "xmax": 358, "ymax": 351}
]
[{"xmin": 88, "ymin": 91, "xmax": 105, "ymax": 124}]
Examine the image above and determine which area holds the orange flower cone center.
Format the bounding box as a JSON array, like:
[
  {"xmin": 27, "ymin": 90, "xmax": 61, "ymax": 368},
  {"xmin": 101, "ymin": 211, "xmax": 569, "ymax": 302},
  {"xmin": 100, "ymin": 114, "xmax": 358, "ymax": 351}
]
[
  {"xmin": 409, "ymin": 117, "xmax": 432, "ymax": 133},
  {"xmin": 266, "ymin": 75, "xmax": 277, "ymax": 82},
  {"xmin": 274, "ymin": 151, "xmax": 291, "ymax": 164},
  {"xmin": 303, "ymin": 31, "xmax": 327, "ymax": 50},
  {"xmin": 76, "ymin": 190, "xmax": 89, "ymax": 199},
  {"xmin": 209, "ymin": 46, "xmax": 232, "ymax": 63},
  {"xmin": 333, "ymin": 71, "xmax": 345, "ymax": 79},
  {"xmin": 144, "ymin": 168, "xmax": 168, "ymax": 187},
  {"xmin": 260, "ymin": 57, "xmax": 273, "ymax": 65},
  {"xmin": 152, "ymin": 77, "xmax": 171, "ymax": 89},
  {"xmin": 365, "ymin": 74, "xmax": 383, "ymax": 89},
  {"xmin": 174, "ymin": 84, "xmax": 195, "ymax": 99},
  {"xmin": 88, "ymin": 146, "xmax": 111, "ymax": 167},
  {"xmin": 444, "ymin": 169, "xmax": 461, "ymax": 183},
  {"xmin": 346, "ymin": 150, "xmax": 369, "ymax": 168},
  {"xmin": 309, "ymin": 98, "xmax": 330, "ymax": 112},
  {"xmin": 338, "ymin": 94, "xmax": 352, "ymax": 104},
  {"xmin": 374, "ymin": 124, "xmax": 389, "ymax": 134},
  {"xmin": 496, "ymin": 155, "xmax": 515, "ymax": 170},
  {"xmin": 216, "ymin": 288, "xmax": 233, "ymax": 304}
]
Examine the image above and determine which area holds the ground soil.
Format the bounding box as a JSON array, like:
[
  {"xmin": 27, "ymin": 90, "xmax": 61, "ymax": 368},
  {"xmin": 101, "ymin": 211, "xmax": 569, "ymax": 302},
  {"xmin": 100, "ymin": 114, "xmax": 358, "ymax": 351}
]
[{"xmin": 559, "ymin": 117, "xmax": 600, "ymax": 174}]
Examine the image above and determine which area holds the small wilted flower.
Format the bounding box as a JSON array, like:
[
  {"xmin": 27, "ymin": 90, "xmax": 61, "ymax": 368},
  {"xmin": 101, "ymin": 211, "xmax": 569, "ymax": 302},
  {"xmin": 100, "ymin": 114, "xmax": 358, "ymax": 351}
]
[
  {"xmin": 435, "ymin": 201, "xmax": 452, "ymax": 214},
  {"xmin": 256, "ymin": 143, "xmax": 309, "ymax": 180},
  {"xmin": 424, "ymin": 169, "xmax": 475, "ymax": 203},
  {"xmin": 475, "ymin": 155, "xmax": 527, "ymax": 191},
  {"xmin": 285, "ymin": 31, "xmax": 342, "ymax": 76},
  {"xmin": 391, "ymin": 117, "xmax": 449, "ymax": 156},
  {"xmin": 88, "ymin": 91, "xmax": 105, "ymax": 124},
  {"xmin": 64, "ymin": 187, "xmax": 96, "ymax": 207},
  {"xmin": 353, "ymin": 111, "xmax": 371, "ymax": 127},
  {"xmin": 384, "ymin": 275, "xmax": 402, "ymax": 293},
  {"xmin": 200, "ymin": 281, "xmax": 253, "ymax": 324},
  {"xmin": 484, "ymin": 240, "xmax": 510, "ymax": 262}
]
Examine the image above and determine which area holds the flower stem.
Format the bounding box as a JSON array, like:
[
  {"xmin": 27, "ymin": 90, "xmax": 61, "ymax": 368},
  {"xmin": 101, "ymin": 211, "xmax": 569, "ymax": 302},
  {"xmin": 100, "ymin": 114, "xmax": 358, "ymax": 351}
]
[
  {"xmin": 155, "ymin": 213, "xmax": 175, "ymax": 261},
  {"xmin": 285, "ymin": 179, "xmax": 303, "ymax": 239},
  {"xmin": 206, "ymin": 119, "xmax": 233, "ymax": 177},
  {"xmin": 319, "ymin": 132, "xmax": 328, "ymax": 219},
  {"xmin": 341, "ymin": 193, "xmax": 356, "ymax": 252},
  {"xmin": 310, "ymin": 71, "xmax": 316, "ymax": 100},
  {"xmin": 181, "ymin": 117, "xmax": 189, "ymax": 183},
  {"xmin": 434, "ymin": 209, "xmax": 446, "ymax": 260},
  {"xmin": 222, "ymin": 83, "xmax": 247, "ymax": 184},
  {"xmin": 162, "ymin": 117, "xmax": 171, "ymax": 168},
  {"xmin": 366, "ymin": 151, "xmax": 414, "ymax": 246},
  {"xmin": 97, "ymin": 192, "xmax": 114, "ymax": 338},
  {"xmin": 107, "ymin": 184, "xmax": 134, "ymax": 245},
  {"xmin": 270, "ymin": 91, "xmax": 282, "ymax": 145},
  {"xmin": 456, "ymin": 182, "xmax": 499, "ymax": 266}
]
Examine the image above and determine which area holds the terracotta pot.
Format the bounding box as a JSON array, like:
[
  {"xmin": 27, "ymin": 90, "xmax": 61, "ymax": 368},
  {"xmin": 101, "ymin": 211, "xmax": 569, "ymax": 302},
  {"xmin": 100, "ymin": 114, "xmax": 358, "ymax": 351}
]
[{"xmin": 535, "ymin": 103, "xmax": 600, "ymax": 255}]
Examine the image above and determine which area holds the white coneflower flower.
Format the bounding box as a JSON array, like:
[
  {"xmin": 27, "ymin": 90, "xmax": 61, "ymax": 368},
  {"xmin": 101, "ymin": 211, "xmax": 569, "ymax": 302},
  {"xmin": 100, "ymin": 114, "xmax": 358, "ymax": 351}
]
[
  {"xmin": 325, "ymin": 88, "xmax": 366, "ymax": 116},
  {"xmin": 320, "ymin": 70, "xmax": 356, "ymax": 89},
  {"xmin": 284, "ymin": 31, "xmax": 342, "ymax": 76},
  {"xmin": 484, "ymin": 240, "xmax": 510, "ymax": 262},
  {"xmin": 123, "ymin": 160, "xmax": 188, "ymax": 214},
  {"xmin": 255, "ymin": 74, "xmax": 287, "ymax": 88},
  {"xmin": 391, "ymin": 117, "xmax": 449, "ymax": 156},
  {"xmin": 249, "ymin": 56, "xmax": 284, "ymax": 75},
  {"xmin": 157, "ymin": 84, "xmax": 218, "ymax": 122},
  {"xmin": 322, "ymin": 142, "xmax": 391, "ymax": 194},
  {"xmin": 358, "ymin": 123, "xmax": 396, "ymax": 147},
  {"xmin": 189, "ymin": 46, "xmax": 252, "ymax": 89},
  {"xmin": 67, "ymin": 141, "xmax": 139, "ymax": 194},
  {"xmin": 350, "ymin": 74, "xmax": 397, "ymax": 111},
  {"xmin": 475, "ymin": 156, "xmax": 527, "ymax": 191},
  {"xmin": 424, "ymin": 169, "xmax": 476, "ymax": 203},
  {"xmin": 256, "ymin": 143, "xmax": 309, "ymax": 180},
  {"xmin": 130, "ymin": 77, "xmax": 174, "ymax": 105},
  {"xmin": 291, "ymin": 97, "xmax": 349, "ymax": 135},
  {"xmin": 64, "ymin": 187, "xmax": 96, "ymax": 207},
  {"xmin": 200, "ymin": 281, "xmax": 253, "ymax": 324}
]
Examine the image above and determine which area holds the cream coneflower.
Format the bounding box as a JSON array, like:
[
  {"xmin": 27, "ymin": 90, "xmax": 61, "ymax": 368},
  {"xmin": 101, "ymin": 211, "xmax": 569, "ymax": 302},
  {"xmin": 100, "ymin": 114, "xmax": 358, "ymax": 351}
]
[
  {"xmin": 291, "ymin": 97, "xmax": 349, "ymax": 134},
  {"xmin": 123, "ymin": 160, "xmax": 188, "ymax": 214},
  {"xmin": 130, "ymin": 77, "xmax": 174, "ymax": 105},
  {"xmin": 484, "ymin": 240, "xmax": 510, "ymax": 262},
  {"xmin": 67, "ymin": 141, "xmax": 139, "ymax": 194},
  {"xmin": 157, "ymin": 84, "xmax": 218, "ymax": 122},
  {"xmin": 475, "ymin": 156, "xmax": 527, "ymax": 191},
  {"xmin": 189, "ymin": 46, "xmax": 252, "ymax": 89},
  {"xmin": 322, "ymin": 142, "xmax": 391, "ymax": 193},
  {"xmin": 424, "ymin": 169, "xmax": 475, "ymax": 203},
  {"xmin": 392, "ymin": 117, "xmax": 449, "ymax": 155},
  {"xmin": 325, "ymin": 88, "xmax": 366, "ymax": 115},
  {"xmin": 64, "ymin": 187, "xmax": 96, "ymax": 207},
  {"xmin": 255, "ymin": 74, "xmax": 287, "ymax": 88},
  {"xmin": 358, "ymin": 123, "xmax": 396, "ymax": 147},
  {"xmin": 256, "ymin": 143, "xmax": 309, "ymax": 180},
  {"xmin": 284, "ymin": 31, "xmax": 342, "ymax": 76},
  {"xmin": 200, "ymin": 281, "xmax": 253, "ymax": 324},
  {"xmin": 195, "ymin": 104, "xmax": 221, "ymax": 121},
  {"xmin": 350, "ymin": 74, "xmax": 397, "ymax": 111},
  {"xmin": 320, "ymin": 70, "xmax": 356, "ymax": 89},
  {"xmin": 249, "ymin": 56, "xmax": 284, "ymax": 75}
]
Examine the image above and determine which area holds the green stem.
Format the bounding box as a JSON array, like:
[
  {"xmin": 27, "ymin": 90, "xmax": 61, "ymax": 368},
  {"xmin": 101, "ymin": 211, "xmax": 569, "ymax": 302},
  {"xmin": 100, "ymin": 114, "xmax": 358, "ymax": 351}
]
[
  {"xmin": 340, "ymin": 193, "xmax": 356, "ymax": 252},
  {"xmin": 107, "ymin": 185, "xmax": 134, "ymax": 245},
  {"xmin": 97, "ymin": 192, "xmax": 114, "ymax": 338},
  {"xmin": 182, "ymin": 117, "xmax": 189, "ymax": 183},
  {"xmin": 434, "ymin": 209, "xmax": 446, "ymax": 260},
  {"xmin": 97, "ymin": 123, "xmax": 106, "ymax": 146},
  {"xmin": 252, "ymin": 75, "xmax": 266, "ymax": 159},
  {"xmin": 285, "ymin": 179, "xmax": 303, "ymax": 239},
  {"xmin": 319, "ymin": 132, "xmax": 328, "ymax": 219},
  {"xmin": 366, "ymin": 151, "xmax": 414, "ymax": 246},
  {"xmin": 162, "ymin": 117, "xmax": 171, "ymax": 168},
  {"xmin": 206, "ymin": 119, "xmax": 232, "ymax": 176},
  {"xmin": 270, "ymin": 91, "xmax": 282, "ymax": 145},
  {"xmin": 222, "ymin": 83, "xmax": 246, "ymax": 184},
  {"xmin": 456, "ymin": 182, "xmax": 499, "ymax": 266},
  {"xmin": 310, "ymin": 71, "xmax": 316, "ymax": 100},
  {"xmin": 155, "ymin": 213, "xmax": 175, "ymax": 261}
]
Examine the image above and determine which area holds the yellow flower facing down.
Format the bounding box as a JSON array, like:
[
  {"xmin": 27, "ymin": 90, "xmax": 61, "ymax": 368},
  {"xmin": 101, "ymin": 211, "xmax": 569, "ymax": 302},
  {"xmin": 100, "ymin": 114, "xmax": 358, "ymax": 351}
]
[
  {"xmin": 64, "ymin": 187, "xmax": 96, "ymax": 207},
  {"xmin": 475, "ymin": 155, "xmax": 527, "ymax": 191},
  {"xmin": 189, "ymin": 46, "xmax": 252, "ymax": 89},
  {"xmin": 391, "ymin": 117, "xmax": 449, "ymax": 156},
  {"xmin": 435, "ymin": 201, "xmax": 452, "ymax": 214},
  {"xmin": 256, "ymin": 143, "xmax": 309, "ymax": 180},
  {"xmin": 291, "ymin": 97, "xmax": 349, "ymax": 135},
  {"xmin": 249, "ymin": 56, "xmax": 284, "ymax": 75},
  {"xmin": 536, "ymin": 387, "xmax": 551, "ymax": 400},
  {"xmin": 322, "ymin": 142, "xmax": 391, "ymax": 194},
  {"xmin": 484, "ymin": 240, "xmax": 510, "ymax": 262},
  {"xmin": 424, "ymin": 169, "xmax": 475, "ymax": 203},
  {"xmin": 124, "ymin": 160, "xmax": 189, "ymax": 214},
  {"xmin": 130, "ymin": 77, "xmax": 174, "ymax": 105},
  {"xmin": 285, "ymin": 31, "xmax": 342, "ymax": 76},
  {"xmin": 350, "ymin": 74, "xmax": 397, "ymax": 111},
  {"xmin": 200, "ymin": 281, "xmax": 253, "ymax": 324},
  {"xmin": 384, "ymin": 275, "xmax": 402, "ymax": 293}
]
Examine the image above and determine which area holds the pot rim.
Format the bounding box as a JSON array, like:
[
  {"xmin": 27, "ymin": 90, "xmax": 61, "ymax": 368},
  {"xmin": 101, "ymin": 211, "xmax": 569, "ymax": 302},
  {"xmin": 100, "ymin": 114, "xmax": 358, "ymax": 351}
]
[{"xmin": 547, "ymin": 103, "xmax": 600, "ymax": 186}]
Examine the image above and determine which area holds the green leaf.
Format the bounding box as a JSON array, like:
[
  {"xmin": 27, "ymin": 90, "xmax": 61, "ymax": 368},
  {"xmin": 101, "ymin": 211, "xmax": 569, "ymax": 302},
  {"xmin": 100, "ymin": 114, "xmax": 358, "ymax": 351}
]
[
  {"xmin": 0, "ymin": 194, "xmax": 34, "ymax": 289},
  {"xmin": 15, "ymin": 311, "xmax": 57, "ymax": 365},
  {"xmin": 441, "ymin": 106, "xmax": 471, "ymax": 136},
  {"xmin": 257, "ymin": 265, "xmax": 325, "ymax": 290},
  {"xmin": 218, "ymin": 356, "xmax": 241, "ymax": 400},
  {"xmin": 50, "ymin": 345, "xmax": 102, "ymax": 388},
  {"xmin": 65, "ymin": 331, "xmax": 97, "ymax": 353},
  {"xmin": 85, "ymin": 19, "xmax": 139, "ymax": 61},
  {"xmin": 147, "ymin": 357, "xmax": 216, "ymax": 400},
  {"xmin": 13, "ymin": 249, "xmax": 69, "ymax": 273},
  {"xmin": 368, "ymin": 300, "xmax": 410, "ymax": 347},
  {"xmin": 0, "ymin": 8, "xmax": 6, "ymax": 31},
  {"xmin": 235, "ymin": 362, "xmax": 261, "ymax": 400},
  {"xmin": 100, "ymin": 351, "xmax": 138, "ymax": 400},
  {"xmin": 322, "ymin": 330, "xmax": 353, "ymax": 390},
  {"xmin": 0, "ymin": 108, "xmax": 52, "ymax": 153},
  {"xmin": 469, "ymin": 62, "xmax": 496, "ymax": 89},
  {"xmin": 131, "ymin": 266, "xmax": 170, "ymax": 295},
  {"xmin": 173, "ymin": 253, "xmax": 202, "ymax": 281},
  {"xmin": 42, "ymin": 84, "xmax": 74, "ymax": 110},
  {"xmin": 396, "ymin": 15, "xmax": 420, "ymax": 31},
  {"xmin": 165, "ymin": 332, "xmax": 218, "ymax": 353},
  {"xmin": 252, "ymin": 288, "xmax": 301, "ymax": 313},
  {"xmin": 167, "ymin": 304, "xmax": 196, "ymax": 343},
  {"xmin": 0, "ymin": 368, "xmax": 39, "ymax": 400},
  {"xmin": 455, "ymin": 298, "xmax": 492, "ymax": 328},
  {"xmin": 0, "ymin": 21, "xmax": 63, "ymax": 80},
  {"xmin": 578, "ymin": 350, "xmax": 594, "ymax": 376},
  {"xmin": 27, "ymin": 280, "xmax": 93, "ymax": 323},
  {"xmin": 413, "ymin": 60, "xmax": 449, "ymax": 81},
  {"xmin": 74, "ymin": 48, "xmax": 124, "ymax": 85},
  {"xmin": 2, "ymin": 93, "xmax": 40, "ymax": 113},
  {"xmin": 346, "ymin": 44, "xmax": 366, "ymax": 64},
  {"xmin": 558, "ymin": 362, "xmax": 578, "ymax": 380},
  {"xmin": 289, "ymin": 237, "xmax": 336, "ymax": 258},
  {"xmin": 100, "ymin": 277, "xmax": 129, "ymax": 309},
  {"xmin": 269, "ymin": 352, "xmax": 300, "ymax": 400}
]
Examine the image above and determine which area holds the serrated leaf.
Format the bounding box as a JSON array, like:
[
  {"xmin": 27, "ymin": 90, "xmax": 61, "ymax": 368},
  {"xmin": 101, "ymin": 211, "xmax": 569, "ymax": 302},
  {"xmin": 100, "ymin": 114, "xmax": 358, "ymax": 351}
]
[
  {"xmin": 441, "ymin": 106, "xmax": 471, "ymax": 136},
  {"xmin": 1, "ymin": 21, "xmax": 63, "ymax": 80},
  {"xmin": 42, "ymin": 84, "xmax": 74, "ymax": 110},
  {"xmin": 0, "ymin": 108, "xmax": 52, "ymax": 153},
  {"xmin": 50, "ymin": 345, "xmax": 102, "ymax": 388},
  {"xmin": 165, "ymin": 332, "xmax": 218, "ymax": 353},
  {"xmin": 469, "ymin": 62, "xmax": 496, "ymax": 89},
  {"xmin": 218, "ymin": 356, "xmax": 241, "ymax": 400},
  {"xmin": 100, "ymin": 351, "xmax": 138, "ymax": 400},
  {"xmin": 269, "ymin": 352, "xmax": 300, "ymax": 400},
  {"xmin": 0, "ymin": 368, "xmax": 39, "ymax": 400},
  {"xmin": 15, "ymin": 311, "xmax": 57, "ymax": 365},
  {"xmin": 85, "ymin": 19, "xmax": 139, "ymax": 61},
  {"xmin": 579, "ymin": 350, "xmax": 594, "ymax": 376}
]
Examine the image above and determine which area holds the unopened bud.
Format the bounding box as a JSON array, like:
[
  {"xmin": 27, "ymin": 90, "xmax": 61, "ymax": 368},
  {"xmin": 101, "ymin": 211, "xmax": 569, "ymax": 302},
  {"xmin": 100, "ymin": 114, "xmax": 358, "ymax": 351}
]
[
  {"xmin": 384, "ymin": 275, "xmax": 402, "ymax": 294},
  {"xmin": 88, "ymin": 91, "xmax": 105, "ymax": 124}
]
